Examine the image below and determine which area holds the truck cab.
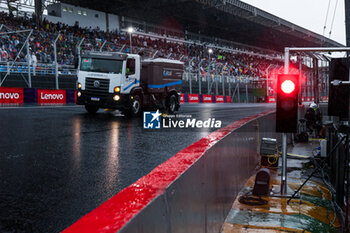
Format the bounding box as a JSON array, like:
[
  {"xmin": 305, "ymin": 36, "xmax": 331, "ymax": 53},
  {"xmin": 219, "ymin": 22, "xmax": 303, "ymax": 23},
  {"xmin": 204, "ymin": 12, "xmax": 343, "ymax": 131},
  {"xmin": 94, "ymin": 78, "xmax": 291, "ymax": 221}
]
[{"xmin": 76, "ymin": 51, "xmax": 183, "ymax": 116}]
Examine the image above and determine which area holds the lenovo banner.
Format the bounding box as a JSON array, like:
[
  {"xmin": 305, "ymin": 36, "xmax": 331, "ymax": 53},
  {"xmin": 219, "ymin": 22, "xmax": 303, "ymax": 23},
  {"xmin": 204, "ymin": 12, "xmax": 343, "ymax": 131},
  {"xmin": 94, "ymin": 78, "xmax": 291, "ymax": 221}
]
[
  {"xmin": 226, "ymin": 96, "xmax": 231, "ymax": 103},
  {"xmin": 215, "ymin": 95, "xmax": 225, "ymax": 103},
  {"xmin": 266, "ymin": 96, "xmax": 276, "ymax": 103},
  {"xmin": 202, "ymin": 95, "xmax": 213, "ymax": 103},
  {"xmin": 0, "ymin": 87, "xmax": 24, "ymax": 104},
  {"xmin": 188, "ymin": 94, "xmax": 199, "ymax": 103},
  {"xmin": 180, "ymin": 94, "xmax": 185, "ymax": 104},
  {"xmin": 37, "ymin": 89, "xmax": 66, "ymax": 105}
]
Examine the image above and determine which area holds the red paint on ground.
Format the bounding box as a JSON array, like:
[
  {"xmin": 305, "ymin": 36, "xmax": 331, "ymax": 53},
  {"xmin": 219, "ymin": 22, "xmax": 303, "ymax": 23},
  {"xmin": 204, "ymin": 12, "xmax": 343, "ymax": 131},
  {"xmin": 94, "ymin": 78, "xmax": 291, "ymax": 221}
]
[{"xmin": 63, "ymin": 110, "xmax": 275, "ymax": 233}]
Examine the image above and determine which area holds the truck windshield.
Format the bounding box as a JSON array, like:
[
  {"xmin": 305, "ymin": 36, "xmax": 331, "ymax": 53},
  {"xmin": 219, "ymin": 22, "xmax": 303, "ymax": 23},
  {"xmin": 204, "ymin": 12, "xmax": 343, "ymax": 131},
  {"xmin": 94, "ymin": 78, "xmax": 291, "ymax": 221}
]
[{"xmin": 80, "ymin": 58, "xmax": 123, "ymax": 74}]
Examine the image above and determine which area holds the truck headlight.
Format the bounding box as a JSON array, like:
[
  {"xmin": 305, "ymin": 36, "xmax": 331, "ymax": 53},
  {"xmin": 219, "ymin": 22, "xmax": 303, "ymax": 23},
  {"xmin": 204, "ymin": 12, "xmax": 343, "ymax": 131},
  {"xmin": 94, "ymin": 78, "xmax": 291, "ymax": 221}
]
[
  {"xmin": 113, "ymin": 95, "xmax": 120, "ymax": 101},
  {"xmin": 77, "ymin": 91, "xmax": 81, "ymax": 97},
  {"xmin": 114, "ymin": 86, "xmax": 121, "ymax": 93},
  {"xmin": 78, "ymin": 83, "xmax": 82, "ymax": 89}
]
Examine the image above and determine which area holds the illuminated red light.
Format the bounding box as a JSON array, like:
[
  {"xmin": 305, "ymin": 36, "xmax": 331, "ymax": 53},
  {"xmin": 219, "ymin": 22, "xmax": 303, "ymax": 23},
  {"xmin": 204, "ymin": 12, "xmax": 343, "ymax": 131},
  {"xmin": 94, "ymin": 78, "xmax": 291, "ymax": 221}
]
[{"xmin": 281, "ymin": 80, "xmax": 295, "ymax": 94}]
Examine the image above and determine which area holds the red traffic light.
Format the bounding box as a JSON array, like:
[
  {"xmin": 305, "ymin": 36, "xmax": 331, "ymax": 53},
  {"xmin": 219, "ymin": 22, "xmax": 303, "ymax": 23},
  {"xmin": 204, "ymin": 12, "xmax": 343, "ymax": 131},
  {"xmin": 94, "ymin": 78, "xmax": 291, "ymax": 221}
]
[
  {"xmin": 281, "ymin": 80, "xmax": 295, "ymax": 94},
  {"xmin": 276, "ymin": 74, "xmax": 299, "ymax": 133}
]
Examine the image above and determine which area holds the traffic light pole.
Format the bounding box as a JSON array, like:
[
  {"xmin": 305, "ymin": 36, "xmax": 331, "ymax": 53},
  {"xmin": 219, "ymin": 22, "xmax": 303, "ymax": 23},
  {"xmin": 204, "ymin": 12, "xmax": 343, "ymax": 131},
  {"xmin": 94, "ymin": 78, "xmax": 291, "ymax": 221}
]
[
  {"xmin": 281, "ymin": 133, "xmax": 287, "ymax": 194},
  {"xmin": 281, "ymin": 48, "xmax": 290, "ymax": 195}
]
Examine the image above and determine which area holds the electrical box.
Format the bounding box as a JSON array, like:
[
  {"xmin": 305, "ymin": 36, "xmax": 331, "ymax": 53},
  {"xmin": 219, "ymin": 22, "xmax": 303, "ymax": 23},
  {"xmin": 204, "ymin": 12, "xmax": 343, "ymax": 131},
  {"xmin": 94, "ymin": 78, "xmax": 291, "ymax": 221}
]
[
  {"xmin": 320, "ymin": 139, "xmax": 327, "ymax": 158},
  {"xmin": 260, "ymin": 138, "xmax": 278, "ymax": 155}
]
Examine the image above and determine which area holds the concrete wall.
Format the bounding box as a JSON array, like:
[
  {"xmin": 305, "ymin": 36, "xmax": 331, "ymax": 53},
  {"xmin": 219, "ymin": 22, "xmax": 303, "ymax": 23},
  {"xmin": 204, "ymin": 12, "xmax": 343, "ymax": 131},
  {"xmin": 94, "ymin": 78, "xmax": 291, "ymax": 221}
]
[
  {"xmin": 64, "ymin": 111, "xmax": 276, "ymax": 233},
  {"xmin": 120, "ymin": 113, "xmax": 276, "ymax": 233},
  {"xmin": 44, "ymin": 3, "xmax": 120, "ymax": 32}
]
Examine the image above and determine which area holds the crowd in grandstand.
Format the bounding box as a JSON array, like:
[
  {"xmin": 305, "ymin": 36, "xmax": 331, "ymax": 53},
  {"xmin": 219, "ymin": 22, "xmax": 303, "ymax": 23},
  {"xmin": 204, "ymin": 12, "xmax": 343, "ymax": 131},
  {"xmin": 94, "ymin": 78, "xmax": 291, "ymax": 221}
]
[{"xmin": 0, "ymin": 11, "xmax": 283, "ymax": 79}]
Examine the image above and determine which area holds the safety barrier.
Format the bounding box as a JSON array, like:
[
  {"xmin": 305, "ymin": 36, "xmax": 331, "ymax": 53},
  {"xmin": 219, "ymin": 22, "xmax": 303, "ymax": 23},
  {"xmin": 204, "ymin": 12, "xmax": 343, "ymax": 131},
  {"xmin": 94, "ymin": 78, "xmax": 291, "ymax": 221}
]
[
  {"xmin": 0, "ymin": 87, "xmax": 76, "ymax": 105},
  {"xmin": 180, "ymin": 93, "xmax": 232, "ymax": 104},
  {"xmin": 63, "ymin": 110, "xmax": 275, "ymax": 233},
  {"xmin": 0, "ymin": 87, "xmax": 260, "ymax": 106}
]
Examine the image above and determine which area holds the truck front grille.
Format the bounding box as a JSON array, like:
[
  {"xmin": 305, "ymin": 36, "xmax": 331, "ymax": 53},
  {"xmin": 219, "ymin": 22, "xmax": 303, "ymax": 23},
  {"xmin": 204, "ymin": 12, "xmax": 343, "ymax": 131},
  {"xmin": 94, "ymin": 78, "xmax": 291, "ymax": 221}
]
[{"xmin": 85, "ymin": 78, "xmax": 110, "ymax": 95}]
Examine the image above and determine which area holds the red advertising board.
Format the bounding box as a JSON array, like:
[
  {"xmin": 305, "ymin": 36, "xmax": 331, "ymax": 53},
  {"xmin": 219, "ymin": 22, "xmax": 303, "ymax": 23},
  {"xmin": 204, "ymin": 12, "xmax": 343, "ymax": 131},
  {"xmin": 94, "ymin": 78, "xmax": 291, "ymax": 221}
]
[
  {"xmin": 37, "ymin": 89, "xmax": 66, "ymax": 105},
  {"xmin": 215, "ymin": 95, "xmax": 225, "ymax": 103},
  {"xmin": 202, "ymin": 94, "xmax": 213, "ymax": 103},
  {"xmin": 188, "ymin": 94, "xmax": 199, "ymax": 103},
  {"xmin": 180, "ymin": 94, "xmax": 184, "ymax": 104},
  {"xmin": 266, "ymin": 96, "xmax": 276, "ymax": 103},
  {"xmin": 0, "ymin": 87, "xmax": 24, "ymax": 104},
  {"xmin": 226, "ymin": 96, "xmax": 231, "ymax": 103}
]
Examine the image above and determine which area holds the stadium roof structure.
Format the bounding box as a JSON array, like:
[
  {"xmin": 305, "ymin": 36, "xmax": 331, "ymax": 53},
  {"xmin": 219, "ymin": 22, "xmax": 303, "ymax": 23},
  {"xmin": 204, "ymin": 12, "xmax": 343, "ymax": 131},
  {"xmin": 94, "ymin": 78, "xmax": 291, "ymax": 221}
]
[{"xmin": 61, "ymin": 0, "xmax": 344, "ymax": 52}]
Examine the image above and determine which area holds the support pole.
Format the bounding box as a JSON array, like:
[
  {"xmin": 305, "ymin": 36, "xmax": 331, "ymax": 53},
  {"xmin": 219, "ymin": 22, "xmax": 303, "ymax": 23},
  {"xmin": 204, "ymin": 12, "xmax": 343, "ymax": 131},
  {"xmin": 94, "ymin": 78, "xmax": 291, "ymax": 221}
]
[
  {"xmin": 34, "ymin": 0, "xmax": 43, "ymax": 26},
  {"xmin": 237, "ymin": 82, "xmax": 240, "ymax": 103},
  {"xmin": 245, "ymin": 84, "xmax": 248, "ymax": 103},
  {"xmin": 100, "ymin": 40, "xmax": 107, "ymax": 52},
  {"xmin": 129, "ymin": 33, "xmax": 132, "ymax": 54},
  {"xmin": 53, "ymin": 33, "xmax": 60, "ymax": 90},
  {"xmin": 198, "ymin": 59, "xmax": 204, "ymax": 95},
  {"xmin": 345, "ymin": 0, "xmax": 350, "ymax": 51},
  {"xmin": 313, "ymin": 58, "xmax": 319, "ymax": 104},
  {"xmin": 208, "ymin": 61, "xmax": 212, "ymax": 95},
  {"xmin": 27, "ymin": 41, "xmax": 31, "ymax": 88},
  {"xmin": 215, "ymin": 64, "xmax": 219, "ymax": 95},
  {"xmin": 222, "ymin": 76, "xmax": 225, "ymax": 96},
  {"xmin": 281, "ymin": 133, "xmax": 287, "ymax": 194},
  {"xmin": 266, "ymin": 69, "xmax": 269, "ymax": 96},
  {"xmin": 76, "ymin": 37, "xmax": 85, "ymax": 72},
  {"xmin": 207, "ymin": 75, "xmax": 210, "ymax": 95},
  {"xmin": 281, "ymin": 47, "xmax": 290, "ymax": 194},
  {"xmin": 198, "ymin": 73, "xmax": 202, "ymax": 95}
]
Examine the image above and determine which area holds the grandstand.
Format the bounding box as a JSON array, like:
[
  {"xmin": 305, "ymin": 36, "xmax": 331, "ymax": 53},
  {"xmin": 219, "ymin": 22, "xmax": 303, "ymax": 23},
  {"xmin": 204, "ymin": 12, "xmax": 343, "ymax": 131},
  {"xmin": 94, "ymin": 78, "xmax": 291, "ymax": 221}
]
[{"xmin": 0, "ymin": 0, "xmax": 342, "ymax": 102}]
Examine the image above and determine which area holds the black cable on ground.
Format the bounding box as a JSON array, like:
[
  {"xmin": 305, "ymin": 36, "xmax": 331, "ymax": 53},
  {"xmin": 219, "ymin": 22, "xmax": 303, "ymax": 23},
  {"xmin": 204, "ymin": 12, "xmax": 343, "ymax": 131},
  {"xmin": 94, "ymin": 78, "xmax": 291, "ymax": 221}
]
[{"xmin": 311, "ymin": 156, "xmax": 345, "ymax": 231}]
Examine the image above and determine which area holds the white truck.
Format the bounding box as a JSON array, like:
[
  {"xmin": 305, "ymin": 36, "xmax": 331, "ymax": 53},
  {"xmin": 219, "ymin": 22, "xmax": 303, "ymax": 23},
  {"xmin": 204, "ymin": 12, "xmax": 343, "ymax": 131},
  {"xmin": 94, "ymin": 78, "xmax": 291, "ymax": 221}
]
[{"xmin": 76, "ymin": 52, "xmax": 183, "ymax": 116}]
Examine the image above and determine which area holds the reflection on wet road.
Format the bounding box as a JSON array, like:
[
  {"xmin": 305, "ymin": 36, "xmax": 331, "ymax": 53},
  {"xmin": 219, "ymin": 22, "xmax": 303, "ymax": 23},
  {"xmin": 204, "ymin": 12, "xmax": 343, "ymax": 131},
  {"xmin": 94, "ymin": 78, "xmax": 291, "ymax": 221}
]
[{"xmin": 0, "ymin": 103, "xmax": 274, "ymax": 232}]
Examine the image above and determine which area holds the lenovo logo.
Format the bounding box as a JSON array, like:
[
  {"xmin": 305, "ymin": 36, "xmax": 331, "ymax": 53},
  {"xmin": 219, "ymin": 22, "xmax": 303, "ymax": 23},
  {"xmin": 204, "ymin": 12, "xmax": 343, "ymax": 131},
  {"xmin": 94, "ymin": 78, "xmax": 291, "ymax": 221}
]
[
  {"xmin": 40, "ymin": 93, "xmax": 64, "ymax": 100},
  {"xmin": 0, "ymin": 92, "xmax": 20, "ymax": 100}
]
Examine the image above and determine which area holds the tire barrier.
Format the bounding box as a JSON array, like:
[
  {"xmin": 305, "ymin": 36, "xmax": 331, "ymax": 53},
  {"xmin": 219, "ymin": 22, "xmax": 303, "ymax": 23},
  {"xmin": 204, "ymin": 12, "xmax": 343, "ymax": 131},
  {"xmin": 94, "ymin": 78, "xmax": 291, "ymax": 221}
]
[
  {"xmin": 63, "ymin": 110, "xmax": 276, "ymax": 233},
  {"xmin": 0, "ymin": 87, "xmax": 76, "ymax": 105}
]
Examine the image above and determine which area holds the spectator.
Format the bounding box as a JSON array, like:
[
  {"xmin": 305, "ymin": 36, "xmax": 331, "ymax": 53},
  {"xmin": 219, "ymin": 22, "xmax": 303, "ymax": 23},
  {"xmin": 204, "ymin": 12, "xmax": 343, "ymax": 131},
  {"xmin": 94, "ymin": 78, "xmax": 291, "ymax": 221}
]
[
  {"xmin": 31, "ymin": 52, "xmax": 37, "ymax": 75},
  {"xmin": 305, "ymin": 102, "xmax": 324, "ymax": 137}
]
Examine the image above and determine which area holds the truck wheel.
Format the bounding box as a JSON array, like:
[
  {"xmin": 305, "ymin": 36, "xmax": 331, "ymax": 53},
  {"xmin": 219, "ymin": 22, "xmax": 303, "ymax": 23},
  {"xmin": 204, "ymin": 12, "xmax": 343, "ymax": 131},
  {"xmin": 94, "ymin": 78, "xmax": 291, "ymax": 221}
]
[
  {"xmin": 167, "ymin": 95, "xmax": 177, "ymax": 114},
  {"xmin": 131, "ymin": 95, "xmax": 142, "ymax": 117},
  {"xmin": 85, "ymin": 105, "xmax": 99, "ymax": 114}
]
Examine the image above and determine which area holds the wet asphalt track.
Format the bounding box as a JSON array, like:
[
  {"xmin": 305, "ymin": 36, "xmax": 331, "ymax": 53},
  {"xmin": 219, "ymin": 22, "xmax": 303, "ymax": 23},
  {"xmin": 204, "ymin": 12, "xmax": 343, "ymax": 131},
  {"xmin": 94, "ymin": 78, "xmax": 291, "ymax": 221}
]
[{"xmin": 0, "ymin": 103, "xmax": 274, "ymax": 232}]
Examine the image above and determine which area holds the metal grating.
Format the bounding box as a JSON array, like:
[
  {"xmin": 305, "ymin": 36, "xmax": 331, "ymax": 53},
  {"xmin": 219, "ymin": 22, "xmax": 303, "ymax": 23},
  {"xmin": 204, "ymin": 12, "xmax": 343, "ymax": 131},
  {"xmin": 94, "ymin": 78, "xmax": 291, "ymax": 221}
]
[{"xmin": 85, "ymin": 78, "xmax": 110, "ymax": 94}]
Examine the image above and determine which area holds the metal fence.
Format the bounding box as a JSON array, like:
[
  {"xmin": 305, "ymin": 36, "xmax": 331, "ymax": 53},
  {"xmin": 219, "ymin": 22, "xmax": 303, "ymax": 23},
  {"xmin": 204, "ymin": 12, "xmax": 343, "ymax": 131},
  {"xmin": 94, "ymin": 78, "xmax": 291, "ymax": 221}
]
[{"xmin": 0, "ymin": 24, "xmax": 331, "ymax": 103}]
